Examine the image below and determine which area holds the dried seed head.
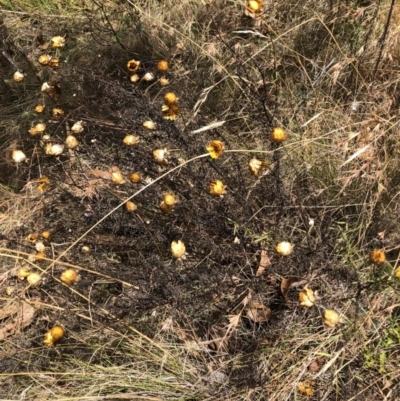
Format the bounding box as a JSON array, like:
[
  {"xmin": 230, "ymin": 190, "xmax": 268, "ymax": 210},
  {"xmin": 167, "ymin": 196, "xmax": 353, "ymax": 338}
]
[
  {"xmin": 52, "ymin": 108, "xmax": 64, "ymax": 117},
  {"xmin": 17, "ymin": 266, "xmax": 31, "ymax": 280},
  {"xmin": 38, "ymin": 54, "xmax": 51, "ymax": 66},
  {"xmin": 125, "ymin": 201, "xmax": 137, "ymax": 212},
  {"xmin": 159, "ymin": 77, "xmax": 169, "ymax": 86},
  {"xmin": 44, "ymin": 143, "xmax": 64, "ymax": 156},
  {"xmin": 35, "ymin": 241, "xmax": 45, "ymax": 253},
  {"xmin": 27, "ymin": 234, "xmax": 38, "ymax": 243},
  {"xmin": 323, "ymin": 309, "xmax": 340, "ymax": 328},
  {"xmin": 41, "ymin": 231, "xmax": 51, "ymax": 239},
  {"xmin": 153, "ymin": 148, "xmax": 169, "ymax": 165},
  {"xmin": 160, "ymin": 201, "xmax": 173, "ymax": 214},
  {"xmin": 249, "ymin": 158, "xmax": 269, "ymax": 175},
  {"xmin": 298, "ymin": 288, "xmax": 316, "ymax": 308},
  {"xmin": 27, "ymin": 272, "xmax": 42, "ymax": 287},
  {"xmin": 209, "ymin": 180, "xmax": 227, "ymax": 196},
  {"xmin": 171, "ymin": 240, "xmax": 186, "ymax": 259},
  {"xmin": 13, "ymin": 71, "xmax": 24, "ymax": 82},
  {"xmin": 41, "ymin": 82, "xmax": 54, "ymax": 93},
  {"xmin": 110, "ymin": 168, "xmax": 125, "ymax": 184},
  {"xmin": 37, "ymin": 176, "xmax": 50, "ymax": 192},
  {"xmin": 127, "ymin": 59, "xmax": 140, "ymax": 72},
  {"xmin": 143, "ymin": 72, "xmax": 155, "ymax": 81},
  {"xmin": 163, "ymin": 193, "xmax": 176, "ymax": 206},
  {"xmin": 162, "ymin": 104, "xmax": 180, "ymax": 120},
  {"xmin": 130, "ymin": 74, "xmax": 139, "ymax": 83},
  {"xmin": 34, "ymin": 105, "xmax": 45, "ymax": 113},
  {"xmin": 12, "ymin": 150, "xmax": 27, "ymax": 163},
  {"xmin": 51, "ymin": 36, "xmax": 65, "ymax": 48},
  {"xmin": 48, "ymin": 57, "xmax": 59, "ymax": 68},
  {"xmin": 65, "ymin": 135, "xmax": 78, "ymax": 149},
  {"xmin": 71, "ymin": 121, "xmax": 84, "ymax": 134},
  {"xmin": 275, "ymin": 241, "xmax": 293, "ymax": 256},
  {"xmin": 60, "ymin": 269, "xmax": 78, "ymax": 285},
  {"xmin": 157, "ymin": 60, "xmax": 169, "ymax": 73},
  {"xmin": 270, "ymin": 127, "xmax": 288, "ymax": 143},
  {"xmin": 123, "ymin": 135, "xmax": 140, "ymax": 146},
  {"xmin": 206, "ymin": 140, "xmax": 225, "ymax": 159},
  {"xmin": 143, "ymin": 120, "xmax": 157, "ymax": 130},
  {"xmin": 247, "ymin": 0, "xmax": 262, "ymax": 13},
  {"xmin": 164, "ymin": 92, "xmax": 178, "ymax": 105},
  {"xmin": 29, "ymin": 123, "xmax": 46, "ymax": 136},
  {"xmin": 129, "ymin": 172, "xmax": 142, "ymax": 183}
]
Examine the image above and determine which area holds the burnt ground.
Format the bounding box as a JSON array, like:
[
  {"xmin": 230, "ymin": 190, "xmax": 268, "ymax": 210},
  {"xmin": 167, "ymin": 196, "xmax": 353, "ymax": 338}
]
[{"xmin": 1, "ymin": 8, "xmax": 399, "ymax": 400}]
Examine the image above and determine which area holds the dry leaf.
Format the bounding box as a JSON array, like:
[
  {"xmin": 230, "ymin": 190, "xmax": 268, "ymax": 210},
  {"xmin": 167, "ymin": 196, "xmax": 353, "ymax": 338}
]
[
  {"xmin": 256, "ymin": 250, "xmax": 271, "ymax": 276},
  {"xmin": 161, "ymin": 317, "xmax": 173, "ymax": 332},
  {"xmin": 280, "ymin": 277, "xmax": 296, "ymax": 307},
  {"xmin": 86, "ymin": 169, "xmax": 112, "ymax": 180},
  {"xmin": 0, "ymin": 300, "xmax": 35, "ymax": 340},
  {"xmin": 308, "ymin": 356, "xmax": 325, "ymax": 372},
  {"xmin": 246, "ymin": 300, "xmax": 271, "ymax": 323}
]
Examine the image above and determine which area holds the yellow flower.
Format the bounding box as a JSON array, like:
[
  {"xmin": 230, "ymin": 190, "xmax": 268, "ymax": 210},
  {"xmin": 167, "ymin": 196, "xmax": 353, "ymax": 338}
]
[
  {"xmin": 270, "ymin": 127, "xmax": 288, "ymax": 143},
  {"xmin": 162, "ymin": 104, "xmax": 180, "ymax": 120},
  {"xmin": 164, "ymin": 92, "xmax": 178, "ymax": 105},
  {"xmin": 37, "ymin": 176, "xmax": 50, "ymax": 192},
  {"xmin": 369, "ymin": 249, "xmax": 386, "ymax": 265},
  {"xmin": 249, "ymin": 158, "xmax": 269, "ymax": 175},
  {"xmin": 209, "ymin": 180, "xmax": 227, "ymax": 196},
  {"xmin": 51, "ymin": 36, "xmax": 65, "ymax": 48},
  {"xmin": 157, "ymin": 60, "xmax": 169, "ymax": 73},
  {"xmin": 247, "ymin": 0, "xmax": 262, "ymax": 13},
  {"xmin": 395, "ymin": 267, "xmax": 400, "ymax": 278},
  {"xmin": 206, "ymin": 140, "xmax": 225, "ymax": 159},
  {"xmin": 60, "ymin": 269, "xmax": 78, "ymax": 285},
  {"xmin": 43, "ymin": 325, "xmax": 65, "ymax": 346},
  {"xmin": 127, "ymin": 59, "xmax": 140, "ymax": 72},
  {"xmin": 34, "ymin": 105, "xmax": 45, "ymax": 113}
]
